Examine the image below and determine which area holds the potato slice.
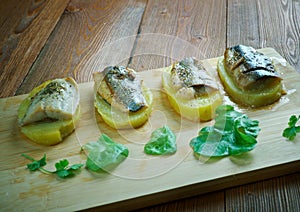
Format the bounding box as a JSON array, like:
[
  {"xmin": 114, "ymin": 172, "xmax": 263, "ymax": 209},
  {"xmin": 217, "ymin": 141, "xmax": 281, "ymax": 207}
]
[
  {"xmin": 20, "ymin": 107, "xmax": 80, "ymax": 145},
  {"xmin": 94, "ymin": 86, "xmax": 153, "ymax": 129},
  {"xmin": 18, "ymin": 78, "xmax": 80, "ymax": 145},
  {"xmin": 217, "ymin": 57, "xmax": 283, "ymax": 107},
  {"xmin": 162, "ymin": 65, "xmax": 222, "ymax": 122}
]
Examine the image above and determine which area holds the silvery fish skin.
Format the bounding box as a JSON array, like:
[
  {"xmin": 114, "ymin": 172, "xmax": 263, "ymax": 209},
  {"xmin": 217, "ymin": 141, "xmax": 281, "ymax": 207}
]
[
  {"xmin": 224, "ymin": 45, "xmax": 282, "ymax": 90},
  {"xmin": 170, "ymin": 57, "xmax": 218, "ymax": 100},
  {"xmin": 94, "ymin": 66, "xmax": 147, "ymax": 112},
  {"xmin": 20, "ymin": 77, "xmax": 79, "ymax": 126}
]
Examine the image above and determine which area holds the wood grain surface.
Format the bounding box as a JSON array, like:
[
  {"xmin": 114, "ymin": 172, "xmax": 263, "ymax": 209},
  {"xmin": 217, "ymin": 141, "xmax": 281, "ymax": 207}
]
[
  {"xmin": 128, "ymin": 0, "xmax": 227, "ymax": 71},
  {"xmin": 16, "ymin": 0, "xmax": 147, "ymax": 95},
  {"xmin": 0, "ymin": 0, "xmax": 299, "ymax": 211},
  {"xmin": 0, "ymin": 0, "xmax": 70, "ymax": 97}
]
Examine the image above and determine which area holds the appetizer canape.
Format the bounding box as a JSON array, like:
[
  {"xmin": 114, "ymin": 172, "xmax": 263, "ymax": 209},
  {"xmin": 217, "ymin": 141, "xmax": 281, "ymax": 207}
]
[
  {"xmin": 217, "ymin": 44, "xmax": 284, "ymax": 107},
  {"xmin": 162, "ymin": 57, "xmax": 222, "ymax": 122},
  {"xmin": 93, "ymin": 66, "xmax": 153, "ymax": 129},
  {"xmin": 18, "ymin": 77, "xmax": 80, "ymax": 145}
]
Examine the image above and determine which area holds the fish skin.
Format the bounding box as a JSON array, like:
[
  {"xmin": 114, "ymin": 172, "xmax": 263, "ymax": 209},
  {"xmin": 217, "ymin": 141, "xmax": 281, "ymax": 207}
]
[
  {"xmin": 224, "ymin": 45, "xmax": 281, "ymax": 90},
  {"xmin": 20, "ymin": 77, "xmax": 79, "ymax": 126},
  {"xmin": 170, "ymin": 57, "xmax": 218, "ymax": 100},
  {"xmin": 94, "ymin": 66, "xmax": 147, "ymax": 112}
]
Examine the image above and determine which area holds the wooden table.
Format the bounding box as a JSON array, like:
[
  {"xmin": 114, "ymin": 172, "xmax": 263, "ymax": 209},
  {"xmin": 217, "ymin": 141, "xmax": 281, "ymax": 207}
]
[{"xmin": 1, "ymin": 0, "xmax": 299, "ymax": 211}]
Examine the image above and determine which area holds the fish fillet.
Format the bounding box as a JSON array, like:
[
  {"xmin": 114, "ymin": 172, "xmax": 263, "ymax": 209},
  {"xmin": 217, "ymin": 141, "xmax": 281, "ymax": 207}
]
[
  {"xmin": 170, "ymin": 57, "xmax": 218, "ymax": 100},
  {"xmin": 94, "ymin": 66, "xmax": 147, "ymax": 112},
  {"xmin": 224, "ymin": 45, "xmax": 281, "ymax": 91},
  {"xmin": 19, "ymin": 77, "xmax": 79, "ymax": 126}
]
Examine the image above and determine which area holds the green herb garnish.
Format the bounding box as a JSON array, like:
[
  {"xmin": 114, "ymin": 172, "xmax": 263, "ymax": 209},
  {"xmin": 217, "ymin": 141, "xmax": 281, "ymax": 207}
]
[
  {"xmin": 144, "ymin": 126, "xmax": 177, "ymax": 155},
  {"xmin": 21, "ymin": 153, "xmax": 83, "ymax": 178},
  {"xmin": 82, "ymin": 134, "xmax": 129, "ymax": 172},
  {"xmin": 282, "ymin": 115, "xmax": 300, "ymax": 141},
  {"xmin": 53, "ymin": 159, "xmax": 83, "ymax": 178},
  {"xmin": 190, "ymin": 105, "xmax": 260, "ymax": 157}
]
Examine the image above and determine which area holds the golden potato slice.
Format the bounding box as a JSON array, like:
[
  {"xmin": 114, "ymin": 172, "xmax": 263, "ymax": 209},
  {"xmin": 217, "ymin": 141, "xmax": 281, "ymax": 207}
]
[
  {"xmin": 18, "ymin": 78, "xmax": 80, "ymax": 145},
  {"xmin": 162, "ymin": 66, "xmax": 222, "ymax": 122},
  {"xmin": 217, "ymin": 58, "xmax": 283, "ymax": 107},
  {"xmin": 20, "ymin": 107, "xmax": 80, "ymax": 145},
  {"xmin": 94, "ymin": 86, "xmax": 153, "ymax": 129}
]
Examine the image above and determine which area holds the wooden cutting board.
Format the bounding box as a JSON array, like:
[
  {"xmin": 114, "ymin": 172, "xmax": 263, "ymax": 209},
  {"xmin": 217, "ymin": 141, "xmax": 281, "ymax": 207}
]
[{"xmin": 1, "ymin": 48, "xmax": 300, "ymax": 211}]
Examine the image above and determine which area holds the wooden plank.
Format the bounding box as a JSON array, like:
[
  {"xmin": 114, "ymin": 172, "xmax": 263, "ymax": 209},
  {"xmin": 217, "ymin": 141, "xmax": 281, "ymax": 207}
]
[
  {"xmin": 16, "ymin": 0, "xmax": 147, "ymax": 95},
  {"xmin": 226, "ymin": 0, "xmax": 300, "ymax": 210},
  {"xmin": 1, "ymin": 48, "xmax": 300, "ymax": 211},
  {"xmin": 0, "ymin": 0, "xmax": 70, "ymax": 98},
  {"xmin": 135, "ymin": 192, "xmax": 225, "ymax": 212},
  {"xmin": 127, "ymin": 0, "xmax": 227, "ymax": 71},
  {"xmin": 225, "ymin": 173, "xmax": 300, "ymax": 211}
]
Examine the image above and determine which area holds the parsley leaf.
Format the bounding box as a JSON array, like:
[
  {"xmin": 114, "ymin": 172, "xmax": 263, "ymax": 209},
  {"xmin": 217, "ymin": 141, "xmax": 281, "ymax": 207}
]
[
  {"xmin": 54, "ymin": 159, "xmax": 83, "ymax": 178},
  {"xmin": 55, "ymin": 159, "xmax": 69, "ymax": 170},
  {"xmin": 190, "ymin": 105, "xmax": 260, "ymax": 157},
  {"xmin": 22, "ymin": 154, "xmax": 83, "ymax": 178},
  {"xmin": 21, "ymin": 153, "xmax": 47, "ymax": 171},
  {"xmin": 282, "ymin": 115, "xmax": 300, "ymax": 141}
]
